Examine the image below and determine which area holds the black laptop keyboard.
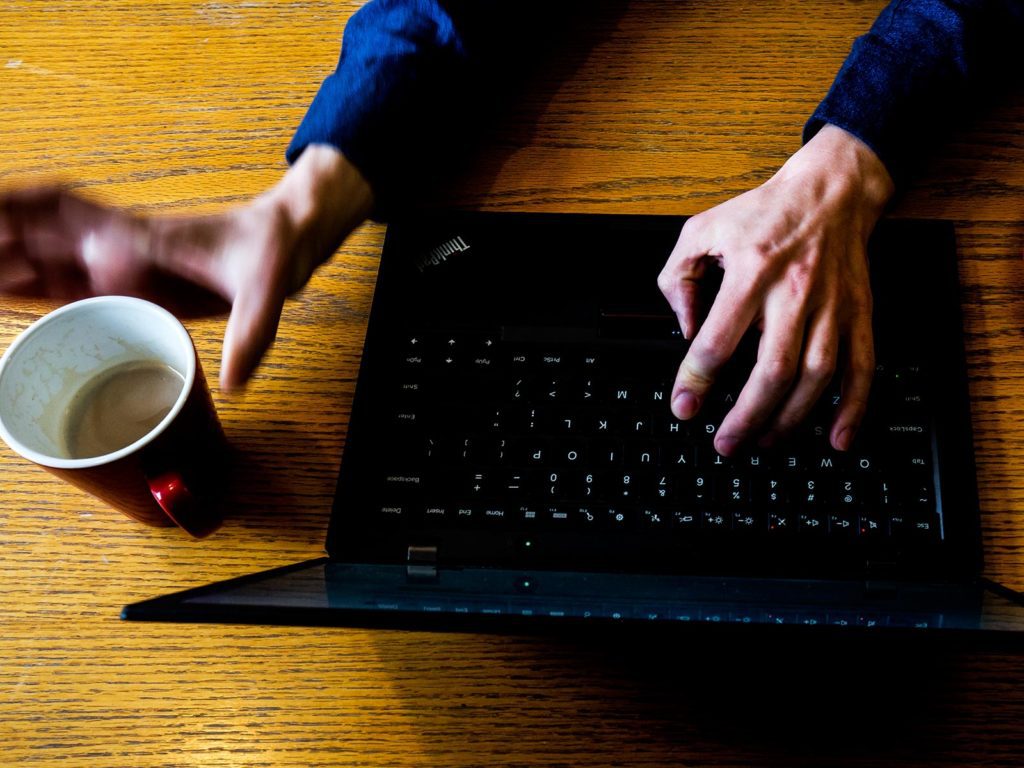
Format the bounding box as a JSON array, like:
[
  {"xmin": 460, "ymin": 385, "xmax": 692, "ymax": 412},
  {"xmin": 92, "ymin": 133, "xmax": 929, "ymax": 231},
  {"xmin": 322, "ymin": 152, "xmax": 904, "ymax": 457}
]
[{"xmin": 370, "ymin": 329, "xmax": 940, "ymax": 545}]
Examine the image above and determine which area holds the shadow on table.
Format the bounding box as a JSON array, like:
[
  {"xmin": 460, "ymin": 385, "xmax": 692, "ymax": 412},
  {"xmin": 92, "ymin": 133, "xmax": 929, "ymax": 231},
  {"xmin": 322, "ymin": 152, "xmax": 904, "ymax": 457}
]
[{"xmin": 372, "ymin": 629, "xmax": 1024, "ymax": 766}]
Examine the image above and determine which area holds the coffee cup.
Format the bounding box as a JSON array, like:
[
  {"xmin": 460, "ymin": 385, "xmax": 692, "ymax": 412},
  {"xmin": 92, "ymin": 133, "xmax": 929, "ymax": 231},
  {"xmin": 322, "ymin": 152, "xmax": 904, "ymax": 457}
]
[{"xmin": 0, "ymin": 296, "xmax": 227, "ymax": 537}]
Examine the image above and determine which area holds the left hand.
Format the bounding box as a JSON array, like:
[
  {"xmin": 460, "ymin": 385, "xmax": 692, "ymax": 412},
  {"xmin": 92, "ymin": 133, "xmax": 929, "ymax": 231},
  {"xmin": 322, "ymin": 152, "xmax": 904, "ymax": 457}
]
[
  {"xmin": 0, "ymin": 144, "xmax": 373, "ymax": 390},
  {"xmin": 658, "ymin": 124, "xmax": 895, "ymax": 455}
]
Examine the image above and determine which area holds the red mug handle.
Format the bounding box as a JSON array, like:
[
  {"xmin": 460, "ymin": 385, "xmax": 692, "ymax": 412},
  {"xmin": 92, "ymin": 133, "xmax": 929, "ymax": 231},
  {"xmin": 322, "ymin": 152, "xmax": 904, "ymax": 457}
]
[{"xmin": 148, "ymin": 471, "xmax": 221, "ymax": 538}]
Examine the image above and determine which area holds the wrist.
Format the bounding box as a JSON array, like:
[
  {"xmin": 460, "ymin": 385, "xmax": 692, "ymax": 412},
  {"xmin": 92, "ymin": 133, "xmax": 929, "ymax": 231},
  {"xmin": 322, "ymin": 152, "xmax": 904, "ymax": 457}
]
[
  {"xmin": 260, "ymin": 144, "xmax": 374, "ymax": 289},
  {"xmin": 780, "ymin": 124, "xmax": 895, "ymax": 217}
]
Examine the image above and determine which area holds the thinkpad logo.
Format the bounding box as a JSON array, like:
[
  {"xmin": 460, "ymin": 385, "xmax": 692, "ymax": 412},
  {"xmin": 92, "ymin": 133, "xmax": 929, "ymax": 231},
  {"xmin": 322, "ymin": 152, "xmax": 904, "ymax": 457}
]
[{"xmin": 416, "ymin": 234, "xmax": 471, "ymax": 272}]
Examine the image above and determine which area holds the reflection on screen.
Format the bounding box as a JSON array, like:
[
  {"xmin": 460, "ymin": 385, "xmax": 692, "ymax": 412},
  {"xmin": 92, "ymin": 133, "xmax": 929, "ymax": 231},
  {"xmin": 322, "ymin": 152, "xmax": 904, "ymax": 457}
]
[{"xmin": 181, "ymin": 561, "xmax": 1024, "ymax": 635}]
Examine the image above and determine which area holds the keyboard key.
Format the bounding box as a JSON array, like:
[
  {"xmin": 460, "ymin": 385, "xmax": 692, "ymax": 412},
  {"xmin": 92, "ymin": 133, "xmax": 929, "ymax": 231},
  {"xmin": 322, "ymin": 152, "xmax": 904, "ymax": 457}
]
[
  {"xmin": 606, "ymin": 507, "xmax": 630, "ymax": 529},
  {"xmin": 544, "ymin": 505, "xmax": 573, "ymax": 527},
  {"xmin": 829, "ymin": 510, "xmax": 857, "ymax": 538},
  {"xmin": 640, "ymin": 508, "xmax": 669, "ymax": 529},
  {"xmin": 768, "ymin": 512, "xmax": 792, "ymax": 534},
  {"xmin": 702, "ymin": 510, "xmax": 730, "ymax": 532},
  {"xmin": 859, "ymin": 511, "xmax": 885, "ymax": 538},
  {"xmin": 423, "ymin": 505, "xmax": 453, "ymax": 525},
  {"xmin": 798, "ymin": 510, "xmax": 827, "ymax": 536},
  {"xmin": 732, "ymin": 510, "xmax": 764, "ymax": 533},
  {"xmin": 574, "ymin": 506, "xmax": 602, "ymax": 528},
  {"xmin": 671, "ymin": 510, "xmax": 699, "ymax": 530}
]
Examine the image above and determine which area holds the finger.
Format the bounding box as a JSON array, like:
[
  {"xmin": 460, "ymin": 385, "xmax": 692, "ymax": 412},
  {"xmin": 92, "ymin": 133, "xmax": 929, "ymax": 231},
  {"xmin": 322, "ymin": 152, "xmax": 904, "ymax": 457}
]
[
  {"xmin": 0, "ymin": 188, "xmax": 54, "ymax": 255},
  {"xmin": 0, "ymin": 231, "xmax": 87, "ymax": 299},
  {"xmin": 1, "ymin": 186, "xmax": 96, "ymax": 244},
  {"xmin": 217, "ymin": 221, "xmax": 292, "ymax": 390},
  {"xmin": 0, "ymin": 186, "xmax": 64, "ymax": 220},
  {"xmin": 220, "ymin": 280, "xmax": 287, "ymax": 391},
  {"xmin": 0, "ymin": 253, "xmax": 42, "ymax": 295},
  {"xmin": 0, "ymin": 203, "xmax": 11, "ymax": 246},
  {"xmin": 659, "ymin": 215, "xmax": 712, "ymax": 340},
  {"xmin": 760, "ymin": 308, "xmax": 839, "ymax": 446},
  {"xmin": 671, "ymin": 268, "xmax": 761, "ymax": 420},
  {"xmin": 715, "ymin": 291, "xmax": 808, "ymax": 455},
  {"xmin": 674, "ymin": 278, "xmax": 702, "ymax": 342},
  {"xmin": 831, "ymin": 302, "xmax": 875, "ymax": 451},
  {"xmin": 2, "ymin": 186, "xmax": 96, "ymax": 271}
]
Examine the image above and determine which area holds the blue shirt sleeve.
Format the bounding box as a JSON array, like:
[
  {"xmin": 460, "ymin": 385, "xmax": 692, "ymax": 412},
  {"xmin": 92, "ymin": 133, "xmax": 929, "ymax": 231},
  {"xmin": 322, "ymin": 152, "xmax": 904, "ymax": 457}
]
[
  {"xmin": 287, "ymin": 0, "xmax": 508, "ymax": 216},
  {"xmin": 805, "ymin": 0, "xmax": 1024, "ymax": 188}
]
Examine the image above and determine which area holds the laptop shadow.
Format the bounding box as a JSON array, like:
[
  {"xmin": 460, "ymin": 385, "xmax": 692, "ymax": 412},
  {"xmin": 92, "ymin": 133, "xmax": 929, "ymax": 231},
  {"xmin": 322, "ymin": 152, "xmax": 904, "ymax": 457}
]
[
  {"xmin": 592, "ymin": 633, "xmax": 951, "ymax": 754},
  {"xmin": 369, "ymin": 630, "xmax": 1015, "ymax": 764}
]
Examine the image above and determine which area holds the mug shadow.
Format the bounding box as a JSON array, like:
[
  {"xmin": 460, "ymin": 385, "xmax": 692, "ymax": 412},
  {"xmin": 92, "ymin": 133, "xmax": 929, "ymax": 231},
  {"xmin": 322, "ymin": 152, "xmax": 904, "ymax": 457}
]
[{"xmin": 218, "ymin": 420, "xmax": 341, "ymax": 546}]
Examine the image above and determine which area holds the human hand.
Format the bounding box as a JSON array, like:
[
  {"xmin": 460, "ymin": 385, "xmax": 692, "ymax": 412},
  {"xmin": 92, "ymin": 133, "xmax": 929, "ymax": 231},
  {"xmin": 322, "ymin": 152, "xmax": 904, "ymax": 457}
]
[
  {"xmin": 658, "ymin": 124, "xmax": 894, "ymax": 456},
  {"xmin": 0, "ymin": 144, "xmax": 372, "ymax": 390}
]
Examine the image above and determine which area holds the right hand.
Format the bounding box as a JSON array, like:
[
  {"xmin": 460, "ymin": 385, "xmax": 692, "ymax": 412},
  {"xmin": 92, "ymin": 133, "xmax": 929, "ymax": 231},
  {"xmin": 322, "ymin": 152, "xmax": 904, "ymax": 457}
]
[
  {"xmin": 0, "ymin": 144, "xmax": 373, "ymax": 390},
  {"xmin": 658, "ymin": 125, "xmax": 894, "ymax": 455}
]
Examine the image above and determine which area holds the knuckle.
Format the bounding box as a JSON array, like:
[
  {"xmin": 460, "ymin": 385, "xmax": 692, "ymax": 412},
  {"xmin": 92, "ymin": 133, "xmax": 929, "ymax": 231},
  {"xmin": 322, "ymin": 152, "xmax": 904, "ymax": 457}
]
[
  {"xmin": 759, "ymin": 354, "xmax": 797, "ymax": 389},
  {"xmin": 750, "ymin": 239, "xmax": 776, "ymax": 260},
  {"xmin": 656, "ymin": 269, "xmax": 675, "ymax": 297},
  {"xmin": 677, "ymin": 355, "xmax": 716, "ymax": 391},
  {"xmin": 803, "ymin": 350, "xmax": 837, "ymax": 382},
  {"xmin": 721, "ymin": 417, "xmax": 755, "ymax": 440},
  {"xmin": 772, "ymin": 416, "xmax": 798, "ymax": 436},
  {"xmin": 772, "ymin": 410, "xmax": 804, "ymax": 436},
  {"xmin": 849, "ymin": 286, "xmax": 874, "ymax": 316},
  {"xmin": 853, "ymin": 341, "xmax": 876, "ymax": 373},
  {"xmin": 741, "ymin": 244, "xmax": 774, "ymax": 277},
  {"xmin": 841, "ymin": 391, "xmax": 870, "ymax": 416},
  {"xmin": 680, "ymin": 214, "xmax": 706, "ymax": 240},
  {"xmin": 784, "ymin": 262, "xmax": 816, "ymax": 300},
  {"xmin": 700, "ymin": 324, "xmax": 732, "ymax": 351}
]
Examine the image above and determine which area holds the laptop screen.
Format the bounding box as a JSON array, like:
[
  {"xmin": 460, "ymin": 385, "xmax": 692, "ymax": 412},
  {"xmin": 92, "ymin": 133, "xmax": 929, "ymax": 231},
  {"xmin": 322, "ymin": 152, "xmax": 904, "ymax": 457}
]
[{"xmin": 124, "ymin": 557, "xmax": 1024, "ymax": 640}]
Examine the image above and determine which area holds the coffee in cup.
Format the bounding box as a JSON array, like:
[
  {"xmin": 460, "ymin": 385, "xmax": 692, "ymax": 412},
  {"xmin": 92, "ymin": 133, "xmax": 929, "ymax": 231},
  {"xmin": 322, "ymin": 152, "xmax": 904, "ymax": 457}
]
[{"xmin": 62, "ymin": 359, "xmax": 185, "ymax": 459}]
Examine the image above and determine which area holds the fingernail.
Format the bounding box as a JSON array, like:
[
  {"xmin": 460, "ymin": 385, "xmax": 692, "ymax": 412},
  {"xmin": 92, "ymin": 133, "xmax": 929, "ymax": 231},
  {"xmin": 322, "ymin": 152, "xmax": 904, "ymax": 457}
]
[
  {"xmin": 672, "ymin": 390, "xmax": 700, "ymax": 419},
  {"xmin": 835, "ymin": 426, "xmax": 855, "ymax": 451},
  {"xmin": 716, "ymin": 435, "xmax": 739, "ymax": 456}
]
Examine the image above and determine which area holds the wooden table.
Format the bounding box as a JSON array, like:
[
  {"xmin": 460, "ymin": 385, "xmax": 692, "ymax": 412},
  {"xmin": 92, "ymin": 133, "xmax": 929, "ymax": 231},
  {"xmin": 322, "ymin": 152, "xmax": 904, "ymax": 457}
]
[{"xmin": 2, "ymin": 2, "xmax": 1023, "ymax": 765}]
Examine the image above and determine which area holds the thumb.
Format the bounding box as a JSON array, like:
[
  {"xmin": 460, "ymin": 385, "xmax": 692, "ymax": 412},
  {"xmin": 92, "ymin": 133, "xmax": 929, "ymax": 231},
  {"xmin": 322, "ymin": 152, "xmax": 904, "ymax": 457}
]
[{"xmin": 660, "ymin": 214, "xmax": 714, "ymax": 340}]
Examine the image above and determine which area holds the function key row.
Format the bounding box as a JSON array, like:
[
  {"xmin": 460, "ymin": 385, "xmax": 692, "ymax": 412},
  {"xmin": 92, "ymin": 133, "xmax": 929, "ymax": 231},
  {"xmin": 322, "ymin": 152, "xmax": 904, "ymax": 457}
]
[{"xmin": 371, "ymin": 501, "xmax": 939, "ymax": 540}]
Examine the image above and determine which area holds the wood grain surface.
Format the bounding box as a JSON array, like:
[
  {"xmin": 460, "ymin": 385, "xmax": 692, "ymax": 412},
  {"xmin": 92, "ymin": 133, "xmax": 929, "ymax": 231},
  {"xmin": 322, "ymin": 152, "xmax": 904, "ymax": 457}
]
[{"xmin": 1, "ymin": 1, "xmax": 1023, "ymax": 766}]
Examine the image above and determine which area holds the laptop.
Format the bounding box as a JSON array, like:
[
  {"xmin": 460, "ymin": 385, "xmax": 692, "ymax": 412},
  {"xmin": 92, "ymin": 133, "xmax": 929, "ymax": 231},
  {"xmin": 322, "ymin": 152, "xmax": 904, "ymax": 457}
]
[{"xmin": 123, "ymin": 212, "xmax": 1024, "ymax": 643}]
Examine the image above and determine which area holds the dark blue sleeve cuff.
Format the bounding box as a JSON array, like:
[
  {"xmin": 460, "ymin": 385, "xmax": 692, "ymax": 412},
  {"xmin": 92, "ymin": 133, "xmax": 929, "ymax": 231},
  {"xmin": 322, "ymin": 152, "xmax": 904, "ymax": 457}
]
[
  {"xmin": 802, "ymin": 35, "xmax": 913, "ymax": 187},
  {"xmin": 803, "ymin": 0, "xmax": 1024, "ymax": 190},
  {"xmin": 286, "ymin": 0, "xmax": 474, "ymax": 217}
]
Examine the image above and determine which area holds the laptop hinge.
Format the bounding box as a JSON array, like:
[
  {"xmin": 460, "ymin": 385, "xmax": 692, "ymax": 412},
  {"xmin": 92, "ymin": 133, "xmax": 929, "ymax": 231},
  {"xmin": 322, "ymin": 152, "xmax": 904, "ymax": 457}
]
[
  {"xmin": 865, "ymin": 560, "xmax": 897, "ymax": 577},
  {"xmin": 864, "ymin": 560, "xmax": 898, "ymax": 595},
  {"xmin": 407, "ymin": 545, "xmax": 438, "ymax": 581}
]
